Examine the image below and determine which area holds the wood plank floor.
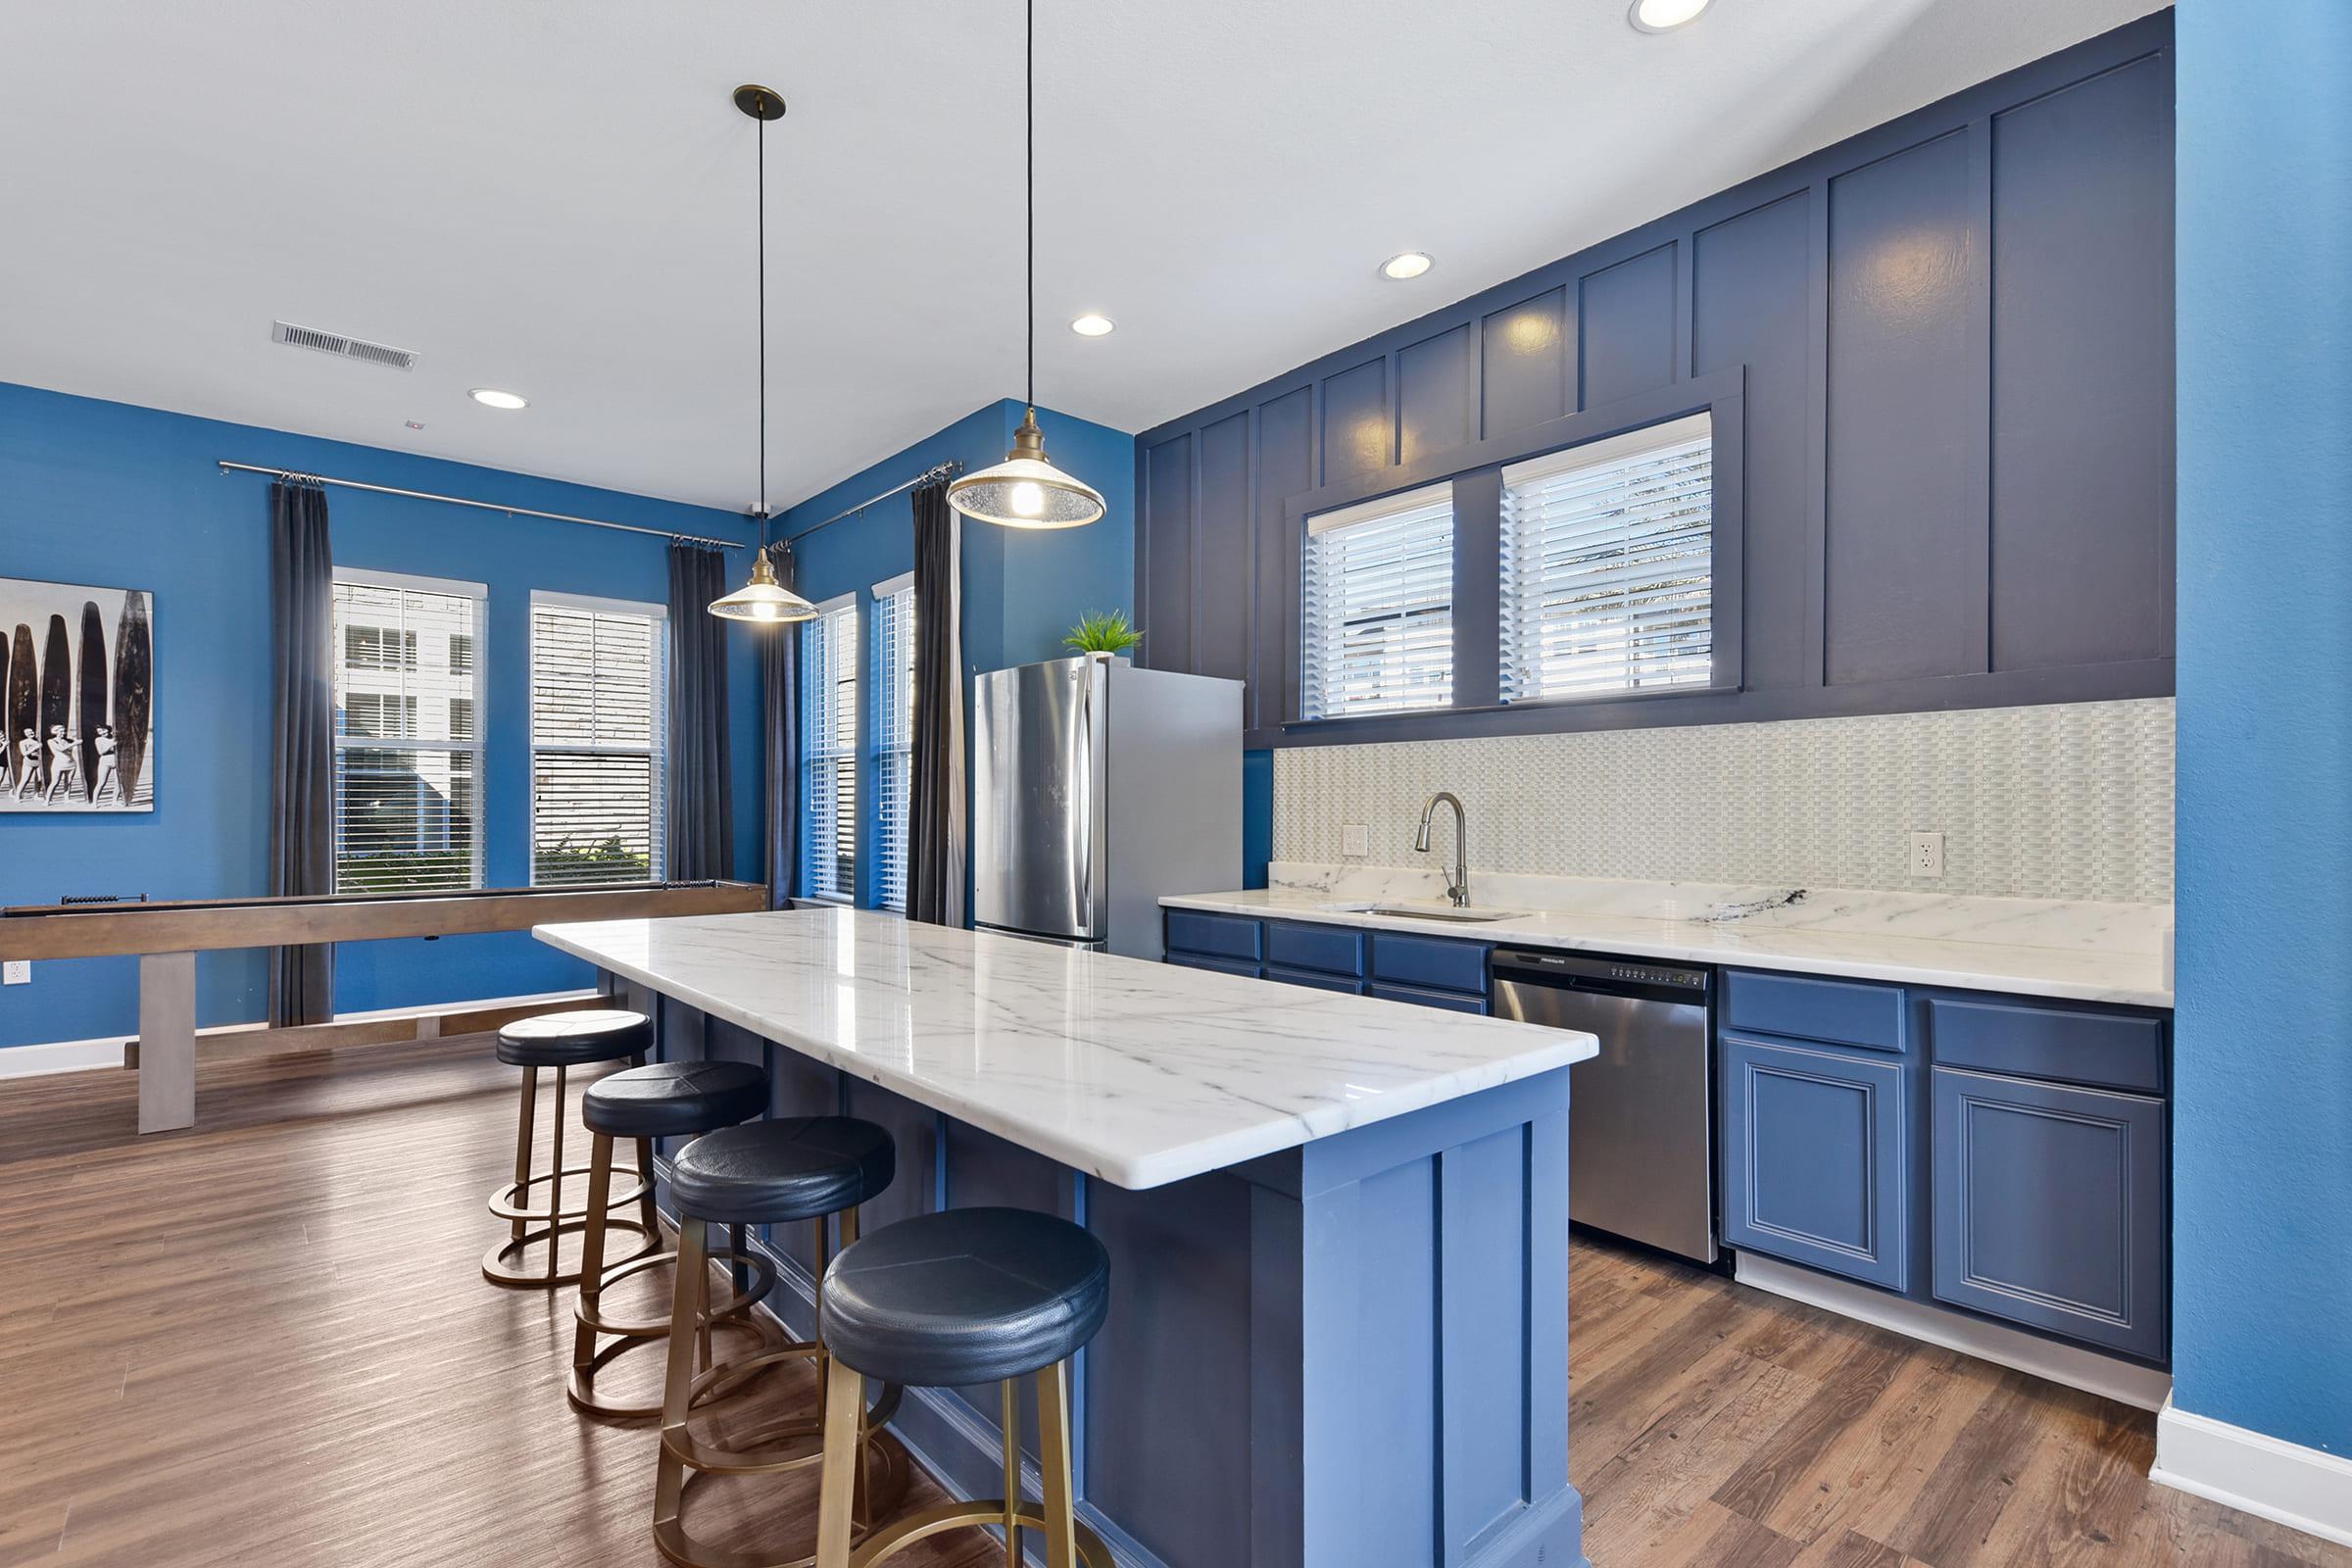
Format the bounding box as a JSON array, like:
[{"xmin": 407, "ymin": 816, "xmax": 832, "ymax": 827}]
[{"xmin": 1, "ymin": 1037, "xmax": 2341, "ymax": 1568}]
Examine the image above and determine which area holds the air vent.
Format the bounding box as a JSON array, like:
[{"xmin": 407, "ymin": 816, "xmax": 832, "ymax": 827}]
[{"xmin": 271, "ymin": 319, "xmax": 418, "ymax": 371}]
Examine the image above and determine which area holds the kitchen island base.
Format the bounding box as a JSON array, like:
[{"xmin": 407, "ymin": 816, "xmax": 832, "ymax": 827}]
[{"xmin": 615, "ymin": 975, "xmax": 1589, "ymax": 1568}]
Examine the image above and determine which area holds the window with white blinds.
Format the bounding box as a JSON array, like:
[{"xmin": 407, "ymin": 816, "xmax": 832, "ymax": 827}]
[
  {"xmin": 871, "ymin": 575, "xmax": 915, "ymax": 913},
  {"xmin": 331, "ymin": 572, "xmax": 485, "ymax": 893},
  {"xmin": 528, "ymin": 594, "xmax": 666, "ymax": 887},
  {"xmin": 1500, "ymin": 412, "xmax": 1715, "ymax": 703},
  {"xmin": 800, "ymin": 596, "xmax": 858, "ymax": 902},
  {"xmin": 1300, "ymin": 481, "xmax": 1455, "ymax": 719}
]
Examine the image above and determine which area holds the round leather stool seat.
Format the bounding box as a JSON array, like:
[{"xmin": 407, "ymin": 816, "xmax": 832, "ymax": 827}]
[
  {"xmin": 495, "ymin": 1008, "xmax": 652, "ymax": 1068},
  {"xmin": 583, "ymin": 1060, "xmax": 768, "ymax": 1139},
  {"xmin": 819, "ymin": 1206, "xmax": 1110, "ymax": 1388},
  {"xmin": 668, "ymin": 1117, "xmax": 895, "ymax": 1227}
]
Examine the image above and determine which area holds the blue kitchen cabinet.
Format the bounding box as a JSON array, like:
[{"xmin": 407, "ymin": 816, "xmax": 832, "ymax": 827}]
[
  {"xmin": 1164, "ymin": 911, "xmax": 1491, "ymax": 1012},
  {"xmin": 1931, "ymin": 1066, "xmax": 2168, "ymax": 1360},
  {"xmin": 1720, "ymin": 1033, "xmax": 1911, "ymax": 1290},
  {"xmin": 1166, "ymin": 952, "xmax": 1260, "ymax": 979},
  {"xmin": 1368, "ymin": 982, "xmax": 1486, "ymax": 1014}
]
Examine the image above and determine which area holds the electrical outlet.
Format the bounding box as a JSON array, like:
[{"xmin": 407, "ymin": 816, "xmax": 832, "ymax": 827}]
[
  {"xmin": 1909, "ymin": 831, "xmax": 1945, "ymax": 879},
  {"xmin": 1342, "ymin": 823, "xmax": 1370, "ymax": 858},
  {"xmin": 2, "ymin": 960, "xmax": 28, "ymax": 986}
]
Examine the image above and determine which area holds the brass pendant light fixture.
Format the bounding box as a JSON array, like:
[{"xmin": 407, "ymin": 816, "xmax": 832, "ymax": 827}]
[
  {"xmin": 946, "ymin": 0, "xmax": 1105, "ymax": 531},
  {"xmin": 710, "ymin": 83, "xmax": 820, "ymax": 625}
]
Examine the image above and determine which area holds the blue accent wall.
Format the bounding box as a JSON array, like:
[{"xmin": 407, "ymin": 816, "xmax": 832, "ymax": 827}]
[
  {"xmin": 0, "ymin": 381, "xmax": 761, "ymax": 1050},
  {"xmin": 2173, "ymin": 0, "xmax": 2352, "ymax": 1457},
  {"xmin": 1242, "ymin": 749, "xmax": 1272, "ymax": 890}
]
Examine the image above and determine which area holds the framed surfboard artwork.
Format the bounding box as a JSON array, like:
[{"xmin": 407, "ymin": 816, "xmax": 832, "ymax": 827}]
[{"xmin": 0, "ymin": 577, "xmax": 154, "ymax": 812}]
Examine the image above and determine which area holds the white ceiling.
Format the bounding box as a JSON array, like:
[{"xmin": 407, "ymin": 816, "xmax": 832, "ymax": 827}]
[{"xmin": 0, "ymin": 0, "xmax": 2162, "ymax": 518}]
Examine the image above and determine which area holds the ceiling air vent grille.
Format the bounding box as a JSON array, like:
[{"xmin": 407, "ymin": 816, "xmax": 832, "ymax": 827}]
[{"xmin": 271, "ymin": 319, "xmax": 418, "ymax": 371}]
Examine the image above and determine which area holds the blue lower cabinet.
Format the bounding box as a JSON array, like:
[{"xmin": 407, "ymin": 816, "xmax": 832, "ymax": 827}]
[
  {"xmin": 1931, "ymin": 1066, "xmax": 2168, "ymax": 1360},
  {"xmin": 1721, "ymin": 1033, "xmax": 1910, "ymax": 1290},
  {"xmin": 1265, "ymin": 964, "xmax": 1363, "ymax": 996},
  {"xmin": 1164, "ymin": 909, "xmax": 1262, "ymax": 963},
  {"xmin": 1167, "ymin": 952, "xmax": 1260, "ymax": 979},
  {"xmin": 1368, "ymin": 981, "xmax": 1486, "ymax": 1014}
]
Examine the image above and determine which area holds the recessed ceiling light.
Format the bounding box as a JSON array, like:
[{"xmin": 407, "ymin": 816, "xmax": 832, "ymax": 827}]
[
  {"xmin": 1630, "ymin": 0, "xmax": 1713, "ymax": 32},
  {"xmin": 1381, "ymin": 252, "xmax": 1434, "ymax": 280},
  {"xmin": 468, "ymin": 387, "xmax": 528, "ymax": 410},
  {"xmin": 1070, "ymin": 314, "xmax": 1115, "ymax": 337}
]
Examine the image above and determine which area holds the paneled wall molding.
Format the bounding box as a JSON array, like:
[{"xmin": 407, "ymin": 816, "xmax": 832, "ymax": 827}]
[{"xmin": 1136, "ymin": 14, "xmax": 2175, "ymax": 751}]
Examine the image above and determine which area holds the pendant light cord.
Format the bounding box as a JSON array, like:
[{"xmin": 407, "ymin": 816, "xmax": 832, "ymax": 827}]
[
  {"xmin": 757, "ymin": 104, "xmax": 769, "ymax": 548},
  {"xmin": 1025, "ymin": 0, "xmax": 1035, "ymax": 411}
]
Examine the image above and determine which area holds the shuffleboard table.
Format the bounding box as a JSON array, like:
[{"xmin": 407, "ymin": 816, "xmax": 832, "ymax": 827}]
[{"xmin": 0, "ymin": 880, "xmax": 767, "ymax": 1132}]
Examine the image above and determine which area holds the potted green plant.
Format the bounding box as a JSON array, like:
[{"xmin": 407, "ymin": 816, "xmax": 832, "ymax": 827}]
[{"xmin": 1062, "ymin": 609, "xmax": 1143, "ymax": 661}]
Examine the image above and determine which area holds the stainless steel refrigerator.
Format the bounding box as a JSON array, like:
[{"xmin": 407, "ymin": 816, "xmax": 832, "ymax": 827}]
[{"xmin": 973, "ymin": 656, "xmax": 1241, "ymax": 958}]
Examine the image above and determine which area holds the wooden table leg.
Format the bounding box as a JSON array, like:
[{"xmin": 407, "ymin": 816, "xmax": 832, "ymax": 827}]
[{"xmin": 137, "ymin": 951, "xmax": 197, "ymax": 1134}]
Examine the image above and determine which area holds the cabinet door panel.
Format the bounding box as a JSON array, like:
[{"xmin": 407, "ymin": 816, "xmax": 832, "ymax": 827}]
[
  {"xmin": 1265, "ymin": 965, "xmax": 1363, "ymax": 996},
  {"xmin": 1368, "ymin": 982, "xmax": 1486, "ymax": 1015},
  {"xmin": 1165, "ymin": 952, "xmax": 1261, "ymax": 980},
  {"xmin": 1722, "ymin": 1035, "xmax": 1908, "ymax": 1289},
  {"xmin": 1932, "ymin": 1067, "xmax": 2167, "ymax": 1360},
  {"xmin": 1164, "ymin": 910, "xmax": 1262, "ymax": 962}
]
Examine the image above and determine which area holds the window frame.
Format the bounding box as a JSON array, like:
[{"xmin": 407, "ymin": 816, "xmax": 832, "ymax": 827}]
[
  {"xmin": 329, "ymin": 565, "xmax": 489, "ymax": 895},
  {"xmin": 798, "ymin": 591, "xmax": 860, "ymax": 906},
  {"xmin": 525, "ymin": 588, "xmax": 669, "ymax": 890},
  {"xmin": 1298, "ymin": 480, "xmax": 1458, "ymax": 721},
  {"xmin": 1281, "ymin": 370, "xmax": 1744, "ymax": 740}
]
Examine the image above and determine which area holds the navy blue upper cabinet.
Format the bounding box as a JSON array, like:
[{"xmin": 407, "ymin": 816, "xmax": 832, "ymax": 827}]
[
  {"xmin": 1931, "ymin": 1067, "xmax": 2168, "ymax": 1360},
  {"xmin": 1132, "ymin": 15, "xmax": 2174, "ymax": 748}
]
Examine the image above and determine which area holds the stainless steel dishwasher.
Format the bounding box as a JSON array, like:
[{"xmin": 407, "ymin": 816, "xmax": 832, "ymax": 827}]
[{"xmin": 1491, "ymin": 949, "xmax": 1717, "ymax": 1263}]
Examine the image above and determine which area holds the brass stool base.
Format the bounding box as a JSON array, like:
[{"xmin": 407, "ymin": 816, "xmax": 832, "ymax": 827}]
[
  {"xmin": 570, "ymin": 1244, "xmax": 782, "ymax": 1419},
  {"xmin": 847, "ymin": 1501, "xmax": 1113, "ymax": 1568},
  {"xmin": 489, "ymin": 1162, "xmax": 651, "ymax": 1223},
  {"xmin": 482, "ymin": 1214, "xmax": 657, "ymax": 1290}
]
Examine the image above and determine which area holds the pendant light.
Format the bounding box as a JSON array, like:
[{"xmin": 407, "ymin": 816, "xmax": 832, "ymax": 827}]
[
  {"xmin": 946, "ymin": 0, "xmax": 1105, "ymax": 530},
  {"xmin": 710, "ymin": 83, "xmax": 820, "ymax": 625}
]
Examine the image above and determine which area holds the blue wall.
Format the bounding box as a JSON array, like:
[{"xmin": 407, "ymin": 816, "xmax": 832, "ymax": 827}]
[
  {"xmin": 2173, "ymin": 2, "xmax": 2352, "ymax": 1457},
  {"xmin": 0, "ymin": 381, "xmax": 762, "ymax": 1050},
  {"xmin": 775, "ymin": 400, "xmax": 1137, "ymax": 909}
]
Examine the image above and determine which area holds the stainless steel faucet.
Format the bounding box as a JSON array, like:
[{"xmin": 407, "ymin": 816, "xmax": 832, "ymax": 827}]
[{"xmin": 1414, "ymin": 792, "xmax": 1471, "ymax": 907}]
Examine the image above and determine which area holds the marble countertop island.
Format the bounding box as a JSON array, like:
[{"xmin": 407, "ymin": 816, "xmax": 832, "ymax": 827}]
[{"xmin": 535, "ymin": 906, "xmax": 1596, "ymax": 1190}]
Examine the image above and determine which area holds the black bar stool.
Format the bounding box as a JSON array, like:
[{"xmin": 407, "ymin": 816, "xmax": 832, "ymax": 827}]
[
  {"xmin": 482, "ymin": 1009, "xmax": 657, "ymax": 1289},
  {"xmin": 571, "ymin": 1059, "xmax": 776, "ymax": 1418},
  {"xmin": 811, "ymin": 1207, "xmax": 1114, "ymax": 1568},
  {"xmin": 652, "ymin": 1116, "xmax": 904, "ymax": 1568}
]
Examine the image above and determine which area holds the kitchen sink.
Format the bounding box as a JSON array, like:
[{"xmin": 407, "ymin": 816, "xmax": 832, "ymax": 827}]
[{"xmin": 1363, "ymin": 905, "xmax": 1526, "ymax": 924}]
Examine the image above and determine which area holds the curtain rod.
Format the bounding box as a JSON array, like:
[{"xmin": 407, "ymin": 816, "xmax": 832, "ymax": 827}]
[
  {"xmin": 782, "ymin": 461, "xmax": 962, "ymax": 544},
  {"xmin": 216, "ymin": 461, "xmax": 748, "ymax": 551}
]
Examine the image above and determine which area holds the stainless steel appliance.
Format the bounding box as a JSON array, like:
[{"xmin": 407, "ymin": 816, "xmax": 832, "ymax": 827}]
[
  {"xmin": 973, "ymin": 656, "xmax": 1241, "ymax": 959},
  {"xmin": 1491, "ymin": 949, "xmax": 1717, "ymax": 1263}
]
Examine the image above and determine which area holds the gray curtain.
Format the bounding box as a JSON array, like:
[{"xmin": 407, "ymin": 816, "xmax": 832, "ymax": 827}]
[
  {"xmin": 665, "ymin": 543, "xmax": 734, "ymax": 881},
  {"xmin": 760, "ymin": 543, "xmax": 801, "ymax": 908},
  {"xmin": 907, "ymin": 478, "xmax": 967, "ymax": 926},
  {"xmin": 267, "ymin": 480, "xmax": 335, "ymax": 1026}
]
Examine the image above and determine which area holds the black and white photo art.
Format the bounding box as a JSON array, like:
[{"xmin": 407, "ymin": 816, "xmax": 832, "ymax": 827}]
[{"xmin": 0, "ymin": 577, "xmax": 154, "ymax": 812}]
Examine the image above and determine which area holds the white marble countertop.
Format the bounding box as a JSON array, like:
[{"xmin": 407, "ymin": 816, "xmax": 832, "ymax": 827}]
[
  {"xmin": 1161, "ymin": 875, "xmax": 2174, "ymax": 1008},
  {"xmin": 535, "ymin": 907, "xmax": 1596, "ymax": 1191}
]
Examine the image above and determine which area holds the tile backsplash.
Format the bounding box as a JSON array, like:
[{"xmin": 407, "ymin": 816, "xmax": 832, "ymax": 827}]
[{"xmin": 1273, "ymin": 699, "xmax": 2174, "ymax": 904}]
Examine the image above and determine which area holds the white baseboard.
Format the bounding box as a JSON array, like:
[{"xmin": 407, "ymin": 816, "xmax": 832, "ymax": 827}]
[
  {"xmin": 2152, "ymin": 1397, "xmax": 2352, "ymax": 1549},
  {"xmin": 0, "ymin": 1037, "xmax": 126, "ymax": 1079},
  {"xmin": 0, "ymin": 988, "xmax": 600, "ymax": 1080},
  {"xmin": 1731, "ymin": 1251, "xmax": 2173, "ymax": 1411}
]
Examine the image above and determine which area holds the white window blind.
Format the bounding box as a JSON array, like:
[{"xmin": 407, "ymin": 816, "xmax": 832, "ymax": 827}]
[
  {"xmin": 331, "ymin": 574, "xmax": 484, "ymax": 893},
  {"xmin": 529, "ymin": 596, "xmax": 666, "ymax": 887},
  {"xmin": 800, "ymin": 597, "xmax": 858, "ymax": 902},
  {"xmin": 872, "ymin": 576, "xmax": 915, "ymax": 913},
  {"xmin": 1300, "ymin": 481, "xmax": 1454, "ymax": 719},
  {"xmin": 1500, "ymin": 412, "xmax": 1714, "ymax": 702}
]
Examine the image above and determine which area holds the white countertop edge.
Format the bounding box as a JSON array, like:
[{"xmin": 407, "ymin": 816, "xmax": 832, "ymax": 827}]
[
  {"xmin": 535, "ymin": 920, "xmax": 1597, "ymax": 1191},
  {"xmin": 1158, "ymin": 892, "xmax": 2174, "ymax": 1009}
]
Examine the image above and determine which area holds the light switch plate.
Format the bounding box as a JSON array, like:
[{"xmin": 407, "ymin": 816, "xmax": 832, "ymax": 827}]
[
  {"xmin": 2, "ymin": 960, "xmax": 28, "ymax": 986},
  {"xmin": 1909, "ymin": 831, "xmax": 1945, "ymax": 879},
  {"xmin": 1342, "ymin": 823, "xmax": 1370, "ymax": 858}
]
